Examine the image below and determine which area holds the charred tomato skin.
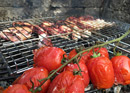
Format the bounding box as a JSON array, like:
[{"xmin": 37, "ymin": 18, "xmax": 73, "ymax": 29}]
[
  {"xmin": 13, "ymin": 67, "xmax": 50, "ymax": 93},
  {"xmin": 68, "ymin": 47, "xmax": 109, "ymax": 64},
  {"xmin": 87, "ymin": 57, "xmax": 114, "ymax": 89},
  {"xmin": 111, "ymin": 55, "xmax": 130, "ymax": 85},
  {"xmin": 47, "ymin": 71, "xmax": 85, "ymax": 93},
  {"xmin": 33, "ymin": 47, "xmax": 67, "ymax": 72},
  {"xmin": 68, "ymin": 49, "xmax": 89, "ymax": 63},
  {"xmin": 3, "ymin": 84, "xmax": 31, "ymax": 93},
  {"xmin": 64, "ymin": 59, "xmax": 89, "ymax": 87}
]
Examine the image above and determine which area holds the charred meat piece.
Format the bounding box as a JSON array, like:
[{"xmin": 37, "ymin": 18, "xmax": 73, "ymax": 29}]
[
  {"xmin": 32, "ymin": 25, "xmax": 47, "ymax": 37},
  {"xmin": 78, "ymin": 16, "xmax": 114, "ymax": 30},
  {"xmin": 38, "ymin": 37, "xmax": 53, "ymax": 48},
  {"xmin": 12, "ymin": 21, "xmax": 33, "ymax": 28},
  {"xmin": 78, "ymin": 16, "xmax": 94, "ymax": 21},
  {"xmin": 31, "ymin": 24, "xmax": 53, "ymax": 48},
  {"xmin": 66, "ymin": 16, "xmax": 78, "ymax": 24},
  {"xmin": 41, "ymin": 21, "xmax": 54, "ymax": 28},
  {"xmin": 65, "ymin": 16, "xmax": 78, "ymax": 27},
  {"xmin": 41, "ymin": 21, "xmax": 71, "ymax": 40},
  {"xmin": 0, "ymin": 27, "xmax": 32, "ymax": 42},
  {"xmin": 65, "ymin": 17, "xmax": 91, "ymax": 40}
]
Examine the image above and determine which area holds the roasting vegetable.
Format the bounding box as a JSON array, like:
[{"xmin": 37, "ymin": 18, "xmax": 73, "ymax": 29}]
[
  {"xmin": 87, "ymin": 56, "xmax": 114, "ymax": 89},
  {"xmin": 3, "ymin": 84, "xmax": 31, "ymax": 93},
  {"xmin": 13, "ymin": 67, "xmax": 50, "ymax": 93},
  {"xmin": 0, "ymin": 86, "xmax": 4, "ymax": 93},
  {"xmin": 33, "ymin": 47, "xmax": 67, "ymax": 72},
  {"xmin": 64, "ymin": 59, "xmax": 89, "ymax": 87},
  {"xmin": 47, "ymin": 71, "xmax": 85, "ymax": 93},
  {"xmin": 68, "ymin": 48, "xmax": 89, "ymax": 64},
  {"xmin": 111, "ymin": 55, "xmax": 130, "ymax": 85},
  {"xmin": 69, "ymin": 47, "xmax": 109, "ymax": 64}
]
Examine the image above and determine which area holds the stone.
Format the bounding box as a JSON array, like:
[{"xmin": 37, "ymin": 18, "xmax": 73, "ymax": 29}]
[
  {"xmin": 71, "ymin": 0, "xmax": 103, "ymax": 8},
  {"xmin": 0, "ymin": 0, "xmax": 25, "ymax": 7},
  {"xmin": 0, "ymin": 8, "xmax": 8, "ymax": 18},
  {"xmin": 52, "ymin": 8, "xmax": 85, "ymax": 17},
  {"xmin": 110, "ymin": 0, "xmax": 124, "ymax": 10},
  {"xmin": 31, "ymin": 7, "xmax": 55, "ymax": 18},
  {"xmin": 25, "ymin": 0, "xmax": 43, "ymax": 8},
  {"xmin": 0, "ymin": 7, "xmax": 25, "ymax": 21},
  {"xmin": 85, "ymin": 8, "xmax": 100, "ymax": 17},
  {"xmin": 71, "ymin": 0, "xmax": 86, "ymax": 7},
  {"xmin": 51, "ymin": 0, "xmax": 71, "ymax": 7},
  {"xmin": 42, "ymin": 0, "xmax": 51, "ymax": 11}
]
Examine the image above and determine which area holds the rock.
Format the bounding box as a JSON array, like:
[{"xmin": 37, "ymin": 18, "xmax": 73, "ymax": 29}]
[
  {"xmin": 51, "ymin": 8, "xmax": 85, "ymax": 17},
  {"xmin": 0, "ymin": 8, "xmax": 8, "ymax": 18},
  {"xmin": 0, "ymin": 0, "xmax": 25, "ymax": 7},
  {"xmin": 0, "ymin": 7, "xmax": 25, "ymax": 21},
  {"xmin": 71, "ymin": 0, "xmax": 103, "ymax": 8},
  {"xmin": 51, "ymin": 0, "xmax": 71, "ymax": 7},
  {"xmin": 110, "ymin": 0, "xmax": 124, "ymax": 10},
  {"xmin": 85, "ymin": 8, "xmax": 100, "ymax": 17}
]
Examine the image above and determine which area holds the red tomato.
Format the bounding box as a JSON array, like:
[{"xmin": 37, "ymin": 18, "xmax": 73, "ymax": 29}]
[
  {"xmin": 64, "ymin": 59, "xmax": 89, "ymax": 87},
  {"xmin": 68, "ymin": 49, "xmax": 89, "ymax": 63},
  {"xmin": 90, "ymin": 47, "xmax": 109, "ymax": 58},
  {"xmin": 33, "ymin": 47, "xmax": 67, "ymax": 72},
  {"xmin": 69, "ymin": 48, "xmax": 109, "ymax": 65},
  {"xmin": 3, "ymin": 84, "xmax": 31, "ymax": 93},
  {"xmin": 13, "ymin": 67, "xmax": 50, "ymax": 93},
  {"xmin": 47, "ymin": 71, "xmax": 85, "ymax": 93},
  {"xmin": 87, "ymin": 57, "xmax": 114, "ymax": 89},
  {"xmin": 111, "ymin": 55, "xmax": 130, "ymax": 85}
]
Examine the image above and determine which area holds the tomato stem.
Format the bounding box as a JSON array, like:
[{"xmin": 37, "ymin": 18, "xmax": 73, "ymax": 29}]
[
  {"xmin": 115, "ymin": 51, "xmax": 122, "ymax": 56},
  {"xmin": 95, "ymin": 47, "xmax": 102, "ymax": 54},
  {"xmin": 29, "ymin": 79, "xmax": 34, "ymax": 92},
  {"xmin": 32, "ymin": 28, "xmax": 130, "ymax": 93},
  {"xmin": 113, "ymin": 41, "xmax": 120, "ymax": 56},
  {"xmin": 75, "ymin": 57, "xmax": 82, "ymax": 76},
  {"xmin": 61, "ymin": 54, "xmax": 67, "ymax": 64}
]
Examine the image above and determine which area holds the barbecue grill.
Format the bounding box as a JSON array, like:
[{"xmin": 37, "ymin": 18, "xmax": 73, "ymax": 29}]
[{"xmin": 0, "ymin": 15, "xmax": 130, "ymax": 93}]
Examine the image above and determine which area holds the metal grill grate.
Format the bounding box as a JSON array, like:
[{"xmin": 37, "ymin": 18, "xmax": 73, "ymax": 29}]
[
  {"xmin": 0, "ymin": 16, "xmax": 130, "ymax": 92},
  {"xmin": 0, "ymin": 16, "xmax": 130, "ymax": 73}
]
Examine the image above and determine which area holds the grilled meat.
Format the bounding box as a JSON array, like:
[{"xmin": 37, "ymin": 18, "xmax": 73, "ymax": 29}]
[
  {"xmin": 41, "ymin": 21, "xmax": 71, "ymax": 40},
  {"xmin": 0, "ymin": 16, "xmax": 114, "ymax": 43},
  {"xmin": 12, "ymin": 21, "xmax": 33, "ymax": 27},
  {"xmin": 0, "ymin": 27, "xmax": 32, "ymax": 42},
  {"xmin": 38, "ymin": 37, "xmax": 53, "ymax": 47},
  {"xmin": 77, "ymin": 16, "xmax": 115, "ymax": 30}
]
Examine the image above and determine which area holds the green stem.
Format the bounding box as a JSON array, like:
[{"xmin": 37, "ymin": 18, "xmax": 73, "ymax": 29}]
[
  {"xmin": 76, "ymin": 56, "xmax": 82, "ymax": 73},
  {"xmin": 75, "ymin": 59, "xmax": 82, "ymax": 76},
  {"xmin": 32, "ymin": 29, "xmax": 130, "ymax": 93},
  {"xmin": 113, "ymin": 41, "xmax": 120, "ymax": 55},
  {"xmin": 95, "ymin": 47, "xmax": 102, "ymax": 54}
]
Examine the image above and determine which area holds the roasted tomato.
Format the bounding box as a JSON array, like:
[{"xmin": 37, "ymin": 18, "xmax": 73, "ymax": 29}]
[
  {"xmin": 68, "ymin": 47, "xmax": 109, "ymax": 64},
  {"xmin": 87, "ymin": 56, "xmax": 114, "ymax": 89},
  {"xmin": 0, "ymin": 86, "xmax": 4, "ymax": 93},
  {"xmin": 111, "ymin": 55, "xmax": 130, "ymax": 85},
  {"xmin": 90, "ymin": 47, "xmax": 109, "ymax": 58},
  {"xmin": 64, "ymin": 59, "xmax": 89, "ymax": 87},
  {"xmin": 13, "ymin": 67, "xmax": 50, "ymax": 93},
  {"xmin": 68, "ymin": 49, "xmax": 89, "ymax": 63},
  {"xmin": 3, "ymin": 84, "xmax": 31, "ymax": 93},
  {"xmin": 47, "ymin": 71, "xmax": 85, "ymax": 93},
  {"xmin": 33, "ymin": 47, "xmax": 67, "ymax": 72}
]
